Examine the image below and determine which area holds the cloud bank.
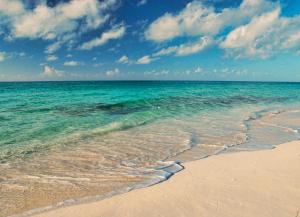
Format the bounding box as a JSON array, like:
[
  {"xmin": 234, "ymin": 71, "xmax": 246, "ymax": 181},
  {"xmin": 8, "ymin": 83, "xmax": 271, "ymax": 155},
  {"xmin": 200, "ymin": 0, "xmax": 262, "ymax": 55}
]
[
  {"xmin": 0, "ymin": 0, "xmax": 119, "ymax": 53},
  {"xmin": 145, "ymin": 0, "xmax": 300, "ymax": 59}
]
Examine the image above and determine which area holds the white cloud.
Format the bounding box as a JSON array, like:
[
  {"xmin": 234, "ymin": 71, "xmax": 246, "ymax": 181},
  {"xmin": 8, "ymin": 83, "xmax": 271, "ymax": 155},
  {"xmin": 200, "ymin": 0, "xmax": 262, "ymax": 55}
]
[
  {"xmin": 145, "ymin": 0, "xmax": 277, "ymax": 42},
  {"xmin": 64, "ymin": 61, "xmax": 81, "ymax": 66},
  {"xmin": 153, "ymin": 46, "xmax": 178, "ymax": 57},
  {"xmin": 221, "ymin": 9, "xmax": 280, "ymax": 49},
  {"xmin": 134, "ymin": 37, "xmax": 211, "ymax": 65},
  {"xmin": 136, "ymin": 55, "xmax": 153, "ymax": 64},
  {"xmin": 106, "ymin": 68, "xmax": 120, "ymax": 77},
  {"xmin": 146, "ymin": 0, "xmax": 300, "ymax": 59},
  {"xmin": 13, "ymin": 4, "xmax": 73, "ymax": 39},
  {"xmin": 0, "ymin": 51, "xmax": 6, "ymax": 62},
  {"xmin": 0, "ymin": 0, "xmax": 24, "ymax": 16},
  {"xmin": 221, "ymin": 8, "xmax": 300, "ymax": 58},
  {"xmin": 45, "ymin": 33, "xmax": 77, "ymax": 54},
  {"xmin": 79, "ymin": 25, "xmax": 126, "ymax": 50},
  {"xmin": 155, "ymin": 36, "xmax": 212, "ymax": 57},
  {"xmin": 45, "ymin": 42, "xmax": 62, "ymax": 54},
  {"xmin": 0, "ymin": 0, "xmax": 118, "ymax": 54},
  {"xmin": 118, "ymin": 55, "xmax": 154, "ymax": 65},
  {"xmin": 46, "ymin": 55, "xmax": 58, "ymax": 62},
  {"xmin": 282, "ymin": 31, "xmax": 300, "ymax": 49},
  {"xmin": 8, "ymin": 0, "xmax": 116, "ymax": 40},
  {"xmin": 43, "ymin": 65, "xmax": 64, "ymax": 77},
  {"xmin": 145, "ymin": 14, "xmax": 180, "ymax": 42},
  {"xmin": 117, "ymin": 55, "xmax": 130, "ymax": 64},
  {"xmin": 175, "ymin": 37, "xmax": 212, "ymax": 56}
]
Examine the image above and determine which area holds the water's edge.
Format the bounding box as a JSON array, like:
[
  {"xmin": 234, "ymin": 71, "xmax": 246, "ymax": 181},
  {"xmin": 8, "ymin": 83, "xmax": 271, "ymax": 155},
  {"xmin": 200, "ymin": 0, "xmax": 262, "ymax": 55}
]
[
  {"xmin": 14, "ymin": 134, "xmax": 299, "ymax": 217},
  {"xmin": 13, "ymin": 161, "xmax": 185, "ymax": 217}
]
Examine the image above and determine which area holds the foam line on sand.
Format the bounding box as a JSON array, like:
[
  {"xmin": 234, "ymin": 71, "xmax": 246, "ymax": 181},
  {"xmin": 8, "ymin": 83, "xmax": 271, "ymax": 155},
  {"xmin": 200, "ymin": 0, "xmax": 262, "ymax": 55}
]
[{"xmin": 32, "ymin": 141, "xmax": 300, "ymax": 217}]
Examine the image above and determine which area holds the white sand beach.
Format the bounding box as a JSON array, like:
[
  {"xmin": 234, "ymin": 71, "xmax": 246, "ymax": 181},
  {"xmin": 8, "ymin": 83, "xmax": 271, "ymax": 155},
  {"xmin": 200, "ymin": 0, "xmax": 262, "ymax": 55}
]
[{"xmin": 32, "ymin": 140, "xmax": 300, "ymax": 217}]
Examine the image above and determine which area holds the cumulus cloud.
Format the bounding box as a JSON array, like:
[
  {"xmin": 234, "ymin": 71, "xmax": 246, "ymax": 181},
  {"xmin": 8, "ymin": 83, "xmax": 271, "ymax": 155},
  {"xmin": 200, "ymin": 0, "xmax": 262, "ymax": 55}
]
[
  {"xmin": 0, "ymin": 0, "xmax": 118, "ymax": 53},
  {"xmin": 283, "ymin": 31, "xmax": 300, "ymax": 49},
  {"xmin": 154, "ymin": 36, "xmax": 212, "ymax": 57},
  {"xmin": 64, "ymin": 61, "xmax": 81, "ymax": 66},
  {"xmin": 79, "ymin": 25, "xmax": 126, "ymax": 50},
  {"xmin": 221, "ymin": 8, "xmax": 300, "ymax": 58},
  {"xmin": 43, "ymin": 65, "xmax": 64, "ymax": 77},
  {"xmin": 145, "ymin": 0, "xmax": 276, "ymax": 42},
  {"xmin": 0, "ymin": 51, "xmax": 6, "ymax": 62},
  {"xmin": 0, "ymin": 0, "xmax": 25, "ymax": 16},
  {"xmin": 220, "ymin": 8, "xmax": 280, "ymax": 58},
  {"xmin": 11, "ymin": 0, "xmax": 116, "ymax": 39},
  {"xmin": 221, "ymin": 9, "xmax": 280, "ymax": 49},
  {"xmin": 146, "ymin": 0, "xmax": 300, "ymax": 59},
  {"xmin": 146, "ymin": 14, "xmax": 180, "ymax": 42}
]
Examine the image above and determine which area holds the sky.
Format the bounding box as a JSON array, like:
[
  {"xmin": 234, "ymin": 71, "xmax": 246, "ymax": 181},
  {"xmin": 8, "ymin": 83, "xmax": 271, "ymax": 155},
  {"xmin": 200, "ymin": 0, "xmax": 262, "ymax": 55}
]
[{"xmin": 0, "ymin": 0, "xmax": 300, "ymax": 81}]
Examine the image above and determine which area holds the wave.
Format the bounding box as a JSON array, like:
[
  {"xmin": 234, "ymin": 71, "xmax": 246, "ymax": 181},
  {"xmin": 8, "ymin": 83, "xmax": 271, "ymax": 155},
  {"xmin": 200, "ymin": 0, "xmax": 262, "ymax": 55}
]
[
  {"xmin": 12, "ymin": 160, "xmax": 184, "ymax": 217},
  {"xmin": 0, "ymin": 119, "xmax": 148, "ymax": 163}
]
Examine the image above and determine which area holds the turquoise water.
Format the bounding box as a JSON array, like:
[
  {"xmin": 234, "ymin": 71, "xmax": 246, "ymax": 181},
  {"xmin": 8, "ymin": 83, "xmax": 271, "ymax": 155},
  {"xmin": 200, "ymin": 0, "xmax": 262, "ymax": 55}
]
[{"xmin": 1, "ymin": 81, "xmax": 300, "ymax": 216}]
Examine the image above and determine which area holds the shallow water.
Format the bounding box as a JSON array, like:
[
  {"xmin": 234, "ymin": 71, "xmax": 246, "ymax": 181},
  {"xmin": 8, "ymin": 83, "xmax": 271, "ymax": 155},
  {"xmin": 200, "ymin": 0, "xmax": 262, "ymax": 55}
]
[{"xmin": 0, "ymin": 81, "xmax": 300, "ymax": 216}]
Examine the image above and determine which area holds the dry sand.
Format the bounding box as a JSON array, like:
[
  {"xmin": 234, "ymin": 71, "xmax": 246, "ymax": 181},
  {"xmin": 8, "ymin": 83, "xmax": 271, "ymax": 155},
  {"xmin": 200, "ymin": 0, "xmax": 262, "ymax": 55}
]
[{"xmin": 32, "ymin": 141, "xmax": 300, "ymax": 217}]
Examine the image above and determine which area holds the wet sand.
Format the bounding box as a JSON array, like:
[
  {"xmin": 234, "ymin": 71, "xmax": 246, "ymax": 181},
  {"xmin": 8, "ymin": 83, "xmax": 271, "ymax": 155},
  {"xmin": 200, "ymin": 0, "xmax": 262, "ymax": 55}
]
[{"xmin": 31, "ymin": 140, "xmax": 300, "ymax": 217}]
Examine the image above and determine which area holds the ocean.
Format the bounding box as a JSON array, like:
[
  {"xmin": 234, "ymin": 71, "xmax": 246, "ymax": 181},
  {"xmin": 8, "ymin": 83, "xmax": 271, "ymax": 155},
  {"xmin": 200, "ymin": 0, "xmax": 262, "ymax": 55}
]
[{"xmin": 1, "ymin": 81, "xmax": 300, "ymax": 216}]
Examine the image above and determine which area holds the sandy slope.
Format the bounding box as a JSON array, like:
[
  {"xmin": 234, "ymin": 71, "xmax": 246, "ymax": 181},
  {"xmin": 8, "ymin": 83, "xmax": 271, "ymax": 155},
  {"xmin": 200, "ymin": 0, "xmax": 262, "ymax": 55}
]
[{"xmin": 32, "ymin": 141, "xmax": 300, "ymax": 217}]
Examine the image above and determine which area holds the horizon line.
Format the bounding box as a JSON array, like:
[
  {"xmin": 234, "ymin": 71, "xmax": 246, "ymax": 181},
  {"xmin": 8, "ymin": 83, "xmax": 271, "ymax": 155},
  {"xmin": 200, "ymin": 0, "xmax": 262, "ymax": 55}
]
[{"xmin": 0, "ymin": 80, "xmax": 300, "ymax": 83}]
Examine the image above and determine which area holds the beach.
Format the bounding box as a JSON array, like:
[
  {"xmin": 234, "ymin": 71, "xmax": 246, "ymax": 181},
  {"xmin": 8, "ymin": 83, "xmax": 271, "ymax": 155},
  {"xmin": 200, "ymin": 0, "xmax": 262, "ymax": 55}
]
[
  {"xmin": 1, "ymin": 0, "xmax": 300, "ymax": 215},
  {"xmin": 31, "ymin": 140, "xmax": 300, "ymax": 217},
  {"xmin": 1, "ymin": 81, "xmax": 300, "ymax": 217}
]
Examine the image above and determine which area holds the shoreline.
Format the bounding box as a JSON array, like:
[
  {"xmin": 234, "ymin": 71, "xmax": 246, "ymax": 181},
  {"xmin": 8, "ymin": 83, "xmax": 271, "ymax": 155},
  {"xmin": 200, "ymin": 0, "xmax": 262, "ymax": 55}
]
[
  {"xmin": 29, "ymin": 140, "xmax": 300, "ymax": 217},
  {"xmin": 15, "ymin": 161, "xmax": 185, "ymax": 217}
]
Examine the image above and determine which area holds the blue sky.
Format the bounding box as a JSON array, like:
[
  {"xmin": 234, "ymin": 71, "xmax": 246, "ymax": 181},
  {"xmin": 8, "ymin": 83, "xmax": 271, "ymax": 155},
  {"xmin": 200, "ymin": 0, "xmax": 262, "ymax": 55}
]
[{"xmin": 0, "ymin": 0, "xmax": 299, "ymax": 81}]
